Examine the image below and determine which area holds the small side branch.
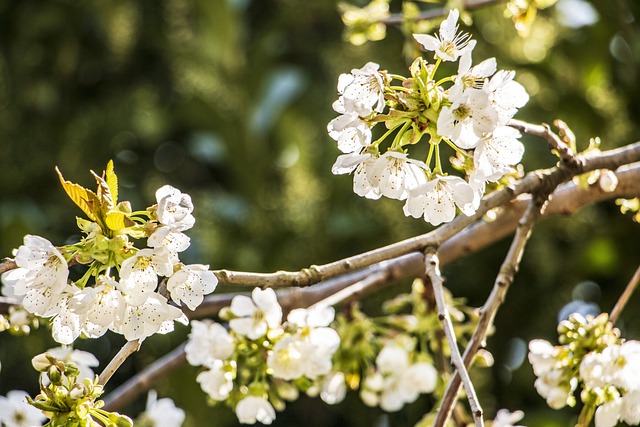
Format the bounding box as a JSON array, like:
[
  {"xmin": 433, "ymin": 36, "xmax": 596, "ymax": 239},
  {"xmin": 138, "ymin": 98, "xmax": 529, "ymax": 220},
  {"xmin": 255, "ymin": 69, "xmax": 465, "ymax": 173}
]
[
  {"xmin": 425, "ymin": 250, "xmax": 484, "ymax": 427},
  {"xmin": 98, "ymin": 340, "xmax": 141, "ymax": 386},
  {"xmin": 433, "ymin": 195, "xmax": 548, "ymax": 427},
  {"xmin": 510, "ymin": 119, "xmax": 579, "ymax": 167},
  {"xmin": 383, "ymin": 0, "xmax": 509, "ymax": 25},
  {"xmin": 103, "ymin": 342, "xmax": 186, "ymax": 412},
  {"xmin": 610, "ymin": 265, "xmax": 640, "ymax": 324},
  {"xmin": 0, "ymin": 258, "xmax": 17, "ymax": 275}
]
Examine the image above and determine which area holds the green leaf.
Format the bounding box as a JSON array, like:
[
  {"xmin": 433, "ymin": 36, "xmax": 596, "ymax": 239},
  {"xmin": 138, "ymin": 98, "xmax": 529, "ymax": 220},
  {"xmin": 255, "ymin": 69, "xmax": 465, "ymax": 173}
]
[{"xmin": 56, "ymin": 167, "xmax": 101, "ymax": 222}]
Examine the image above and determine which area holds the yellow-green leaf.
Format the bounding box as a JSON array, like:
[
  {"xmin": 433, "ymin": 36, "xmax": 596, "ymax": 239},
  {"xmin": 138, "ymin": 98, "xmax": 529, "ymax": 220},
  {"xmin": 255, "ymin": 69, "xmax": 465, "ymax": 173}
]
[
  {"xmin": 90, "ymin": 170, "xmax": 114, "ymax": 211},
  {"xmin": 105, "ymin": 210, "xmax": 128, "ymax": 231},
  {"xmin": 56, "ymin": 167, "xmax": 101, "ymax": 222},
  {"xmin": 105, "ymin": 160, "xmax": 118, "ymax": 204}
]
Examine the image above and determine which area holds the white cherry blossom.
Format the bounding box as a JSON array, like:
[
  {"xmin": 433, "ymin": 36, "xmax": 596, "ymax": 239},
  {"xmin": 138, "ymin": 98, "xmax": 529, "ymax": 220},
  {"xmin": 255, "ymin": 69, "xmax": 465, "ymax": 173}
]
[
  {"xmin": 235, "ymin": 396, "xmax": 276, "ymax": 425},
  {"xmin": 229, "ymin": 287, "xmax": 282, "ymax": 340},
  {"xmin": 327, "ymin": 112, "xmax": 373, "ymax": 153},
  {"xmin": 167, "ymin": 264, "xmax": 218, "ymax": 311},
  {"xmin": 119, "ymin": 248, "xmax": 173, "ymax": 305},
  {"xmin": 268, "ymin": 335, "xmax": 307, "ymax": 380},
  {"xmin": 336, "ymin": 62, "xmax": 386, "ymax": 116},
  {"xmin": 367, "ymin": 151, "xmax": 428, "ymax": 200},
  {"xmin": 196, "ymin": 360, "xmax": 234, "ymax": 401},
  {"xmin": 116, "ymin": 293, "xmax": 185, "ymax": 341},
  {"xmin": 0, "ymin": 390, "xmax": 46, "ymax": 427},
  {"xmin": 7, "ymin": 235, "xmax": 69, "ymax": 317},
  {"xmin": 413, "ymin": 9, "xmax": 473, "ymax": 62},
  {"xmin": 473, "ymin": 126, "xmax": 524, "ymax": 182},
  {"xmin": 51, "ymin": 298, "xmax": 82, "ymax": 345},
  {"xmin": 403, "ymin": 175, "xmax": 475, "ymax": 226},
  {"xmin": 451, "ymin": 46, "xmax": 495, "ymax": 98},
  {"xmin": 147, "ymin": 226, "xmax": 191, "ymax": 263},
  {"xmin": 332, "ymin": 152, "xmax": 382, "ymax": 200},
  {"xmin": 142, "ymin": 390, "xmax": 185, "ymax": 427},
  {"xmin": 320, "ymin": 371, "xmax": 347, "ymax": 405},
  {"xmin": 596, "ymin": 398, "xmax": 622, "ymax": 427},
  {"xmin": 155, "ymin": 185, "xmax": 195, "ymax": 231},
  {"xmin": 437, "ymin": 88, "xmax": 498, "ymax": 149},
  {"xmin": 485, "ymin": 70, "xmax": 529, "ymax": 124},
  {"xmin": 287, "ymin": 305, "xmax": 335, "ymax": 329},
  {"xmin": 492, "ymin": 409, "xmax": 525, "ymax": 427},
  {"xmin": 66, "ymin": 278, "xmax": 127, "ymax": 339},
  {"xmin": 185, "ymin": 320, "xmax": 235, "ymax": 367}
]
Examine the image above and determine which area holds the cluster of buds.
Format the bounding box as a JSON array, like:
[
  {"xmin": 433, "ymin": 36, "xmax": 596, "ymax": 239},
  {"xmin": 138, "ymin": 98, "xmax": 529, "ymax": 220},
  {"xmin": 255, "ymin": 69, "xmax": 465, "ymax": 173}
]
[
  {"xmin": 0, "ymin": 161, "xmax": 218, "ymax": 344},
  {"xmin": 529, "ymin": 313, "xmax": 640, "ymax": 427},
  {"xmin": 185, "ymin": 288, "xmax": 340, "ymax": 425},
  {"xmin": 30, "ymin": 352, "xmax": 132, "ymax": 426},
  {"xmin": 185, "ymin": 279, "xmax": 482, "ymax": 424},
  {"xmin": 329, "ymin": 9, "xmax": 529, "ymax": 226}
]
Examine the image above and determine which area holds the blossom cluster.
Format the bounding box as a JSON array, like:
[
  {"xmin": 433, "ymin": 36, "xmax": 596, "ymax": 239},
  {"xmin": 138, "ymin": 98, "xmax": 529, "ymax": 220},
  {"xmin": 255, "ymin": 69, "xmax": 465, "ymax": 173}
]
[
  {"xmin": 359, "ymin": 339, "xmax": 437, "ymax": 411},
  {"xmin": 30, "ymin": 350, "xmax": 133, "ymax": 427},
  {"xmin": 0, "ymin": 162, "xmax": 218, "ymax": 344},
  {"xmin": 329, "ymin": 9, "xmax": 529, "ymax": 226},
  {"xmin": 529, "ymin": 313, "xmax": 640, "ymax": 427},
  {"xmin": 185, "ymin": 287, "xmax": 340, "ymax": 425},
  {"xmin": 185, "ymin": 279, "xmax": 484, "ymax": 424}
]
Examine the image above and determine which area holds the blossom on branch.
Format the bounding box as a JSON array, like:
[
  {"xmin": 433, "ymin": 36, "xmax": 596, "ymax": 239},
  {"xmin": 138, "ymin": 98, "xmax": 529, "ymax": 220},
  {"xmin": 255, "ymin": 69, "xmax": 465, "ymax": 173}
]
[{"xmin": 413, "ymin": 9, "xmax": 474, "ymax": 62}]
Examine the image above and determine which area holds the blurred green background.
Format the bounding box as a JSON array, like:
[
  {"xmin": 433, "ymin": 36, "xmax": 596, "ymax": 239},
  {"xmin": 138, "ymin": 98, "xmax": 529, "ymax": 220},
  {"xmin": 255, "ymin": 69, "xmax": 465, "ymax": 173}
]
[{"xmin": 0, "ymin": 0, "xmax": 639, "ymax": 425}]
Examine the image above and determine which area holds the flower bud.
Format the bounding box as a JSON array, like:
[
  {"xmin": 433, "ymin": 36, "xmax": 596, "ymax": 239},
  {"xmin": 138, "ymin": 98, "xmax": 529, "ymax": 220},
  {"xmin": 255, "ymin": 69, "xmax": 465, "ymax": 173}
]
[
  {"xmin": 64, "ymin": 363, "xmax": 80, "ymax": 379},
  {"xmin": 32, "ymin": 353, "xmax": 53, "ymax": 372},
  {"xmin": 47, "ymin": 365, "xmax": 63, "ymax": 385},
  {"xmin": 69, "ymin": 384, "xmax": 86, "ymax": 400},
  {"xmin": 599, "ymin": 170, "xmax": 618, "ymax": 193},
  {"xmin": 546, "ymin": 386, "xmax": 569, "ymax": 409}
]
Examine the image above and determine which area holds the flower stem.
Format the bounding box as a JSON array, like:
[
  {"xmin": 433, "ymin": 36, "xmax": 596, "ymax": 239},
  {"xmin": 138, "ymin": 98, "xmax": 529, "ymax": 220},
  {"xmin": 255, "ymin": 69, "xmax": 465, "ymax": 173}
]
[
  {"xmin": 426, "ymin": 141, "xmax": 436, "ymax": 170},
  {"xmin": 390, "ymin": 121, "xmax": 412, "ymax": 150},
  {"xmin": 434, "ymin": 143, "xmax": 443, "ymax": 175},
  {"xmin": 372, "ymin": 121, "xmax": 405, "ymax": 147},
  {"xmin": 443, "ymin": 137, "xmax": 469, "ymax": 158}
]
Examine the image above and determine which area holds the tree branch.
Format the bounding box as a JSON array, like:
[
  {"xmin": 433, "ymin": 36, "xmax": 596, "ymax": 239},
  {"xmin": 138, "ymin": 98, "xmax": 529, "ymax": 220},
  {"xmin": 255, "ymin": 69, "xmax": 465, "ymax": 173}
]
[
  {"xmin": 425, "ymin": 250, "xmax": 484, "ymax": 427},
  {"xmin": 509, "ymin": 119, "xmax": 579, "ymax": 167},
  {"xmin": 102, "ymin": 342, "xmax": 187, "ymax": 412},
  {"xmin": 382, "ymin": 0, "xmax": 510, "ymax": 25},
  {"xmin": 610, "ymin": 264, "xmax": 640, "ymax": 324},
  {"xmin": 103, "ymin": 252, "xmax": 426, "ymax": 412},
  {"xmin": 204, "ymin": 142, "xmax": 639, "ymax": 290},
  {"xmin": 434, "ymin": 195, "xmax": 549, "ymax": 426},
  {"xmin": 98, "ymin": 340, "xmax": 141, "ymax": 386}
]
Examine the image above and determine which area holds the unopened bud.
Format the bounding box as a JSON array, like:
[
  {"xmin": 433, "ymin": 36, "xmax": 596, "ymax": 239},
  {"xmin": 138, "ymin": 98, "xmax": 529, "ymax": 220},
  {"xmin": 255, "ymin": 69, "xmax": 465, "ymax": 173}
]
[
  {"xmin": 64, "ymin": 363, "xmax": 80, "ymax": 379},
  {"xmin": 69, "ymin": 384, "xmax": 86, "ymax": 400},
  {"xmin": 47, "ymin": 365, "xmax": 63, "ymax": 385},
  {"xmin": 599, "ymin": 170, "xmax": 618, "ymax": 193},
  {"xmin": 32, "ymin": 353, "xmax": 53, "ymax": 372}
]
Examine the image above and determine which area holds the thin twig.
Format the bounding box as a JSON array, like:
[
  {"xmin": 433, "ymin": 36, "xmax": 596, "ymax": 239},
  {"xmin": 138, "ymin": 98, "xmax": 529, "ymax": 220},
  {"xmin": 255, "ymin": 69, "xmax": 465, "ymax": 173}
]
[
  {"xmin": 383, "ymin": 0, "xmax": 509, "ymax": 25},
  {"xmin": 610, "ymin": 265, "xmax": 640, "ymax": 324},
  {"xmin": 433, "ymin": 196, "xmax": 549, "ymax": 427},
  {"xmin": 98, "ymin": 340, "xmax": 141, "ymax": 386},
  {"xmin": 440, "ymin": 162, "xmax": 640, "ymax": 265},
  {"xmin": 308, "ymin": 270, "xmax": 388, "ymax": 309},
  {"xmin": 0, "ymin": 258, "xmax": 17, "ymax": 275},
  {"xmin": 103, "ymin": 342, "xmax": 186, "ymax": 412},
  {"xmin": 425, "ymin": 250, "xmax": 484, "ymax": 427},
  {"xmin": 509, "ymin": 119, "xmax": 579, "ymax": 167}
]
